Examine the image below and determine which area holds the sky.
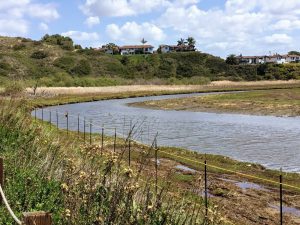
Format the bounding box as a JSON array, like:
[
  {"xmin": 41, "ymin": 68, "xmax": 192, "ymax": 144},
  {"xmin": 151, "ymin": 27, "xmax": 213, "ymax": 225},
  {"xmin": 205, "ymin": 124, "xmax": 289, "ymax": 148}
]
[{"xmin": 1, "ymin": 0, "xmax": 300, "ymax": 58}]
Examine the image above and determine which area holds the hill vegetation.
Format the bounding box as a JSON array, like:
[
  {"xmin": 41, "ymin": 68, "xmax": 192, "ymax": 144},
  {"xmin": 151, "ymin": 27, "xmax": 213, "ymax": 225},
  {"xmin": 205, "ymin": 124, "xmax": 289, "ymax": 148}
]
[{"xmin": 0, "ymin": 35, "xmax": 300, "ymax": 87}]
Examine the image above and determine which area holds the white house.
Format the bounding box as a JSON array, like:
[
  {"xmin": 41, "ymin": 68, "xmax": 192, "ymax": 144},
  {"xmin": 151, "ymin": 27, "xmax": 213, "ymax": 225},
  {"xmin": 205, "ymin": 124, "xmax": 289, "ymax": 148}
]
[
  {"xmin": 237, "ymin": 54, "xmax": 300, "ymax": 65},
  {"xmin": 159, "ymin": 45, "xmax": 180, "ymax": 53},
  {"xmin": 119, "ymin": 45, "xmax": 154, "ymax": 55}
]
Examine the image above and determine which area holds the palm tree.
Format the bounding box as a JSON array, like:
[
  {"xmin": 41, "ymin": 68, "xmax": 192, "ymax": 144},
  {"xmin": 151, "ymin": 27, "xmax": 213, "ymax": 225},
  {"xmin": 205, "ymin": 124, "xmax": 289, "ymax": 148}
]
[
  {"xmin": 141, "ymin": 38, "xmax": 147, "ymax": 54},
  {"xmin": 177, "ymin": 38, "xmax": 186, "ymax": 46},
  {"xmin": 177, "ymin": 38, "xmax": 187, "ymax": 51},
  {"xmin": 187, "ymin": 37, "xmax": 196, "ymax": 51}
]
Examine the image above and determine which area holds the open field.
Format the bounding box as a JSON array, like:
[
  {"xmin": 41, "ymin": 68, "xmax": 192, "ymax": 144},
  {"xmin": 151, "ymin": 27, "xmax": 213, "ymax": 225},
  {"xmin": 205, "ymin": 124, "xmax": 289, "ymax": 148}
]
[
  {"xmin": 130, "ymin": 86, "xmax": 300, "ymax": 117},
  {"xmin": 25, "ymin": 80, "xmax": 300, "ymax": 96}
]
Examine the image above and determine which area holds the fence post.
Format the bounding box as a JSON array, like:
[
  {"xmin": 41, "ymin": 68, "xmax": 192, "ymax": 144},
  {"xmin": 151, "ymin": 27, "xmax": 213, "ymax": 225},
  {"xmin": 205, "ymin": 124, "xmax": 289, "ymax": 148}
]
[
  {"xmin": 0, "ymin": 157, "xmax": 3, "ymax": 204},
  {"xmin": 34, "ymin": 108, "xmax": 36, "ymax": 121},
  {"xmin": 128, "ymin": 138, "xmax": 131, "ymax": 167},
  {"xmin": 89, "ymin": 120, "xmax": 92, "ymax": 145},
  {"xmin": 280, "ymin": 169, "xmax": 283, "ymax": 225},
  {"xmin": 204, "ymin": 154, "xmax": 208, "ymax": 221},
  {"xmin": 155, "ymin": 139, "xmax": 158, "ymax": 196},
  {"xmin": 22, "ymin": 211, "xmax": 52, "ymax": 225},
  {"xmin": 56, "ymin": 111, "xmax": 59, "ymax": 131},
  {"xmin": 83, "ymin": 118, "xmax": 86, "ymax": 143},
  {"xmin": 77, "ymin": 114, "xmax": 80, "ymax": 137},
  {"xmin": 41, "ymin": 108, "xmax": 44, "ymax": 122},
  {"xmin": 49, "ymin": 111, "xmax": 52, "ymax": 127},
  {"xmin": 65, "ymin": 111, "xmax": 69, "ymax": 135},
  {"xmin": 101, "ymin": 128, "xmax": 104, "ymax": 155},
  {"xmin": 113, "ymin": 128, "xmax": 116, "ymax": 152}
]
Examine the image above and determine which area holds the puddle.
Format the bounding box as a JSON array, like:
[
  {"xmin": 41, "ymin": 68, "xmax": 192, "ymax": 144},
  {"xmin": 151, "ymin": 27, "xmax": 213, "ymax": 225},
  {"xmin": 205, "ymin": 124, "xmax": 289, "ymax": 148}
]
[
  {"xmin": 176, "ymin": 165, "xmax": 197, "ymax": 173},
  {"xmin": 219, "ymin": 178, "xmax": 268, "ymax": 191},
  {"xmin": 236, "ymin": 182, "xmax": 267, "ymax": 191},
  {"xmin": 269, "ymin": 204, "xmax": 300, "ymax": 217}
]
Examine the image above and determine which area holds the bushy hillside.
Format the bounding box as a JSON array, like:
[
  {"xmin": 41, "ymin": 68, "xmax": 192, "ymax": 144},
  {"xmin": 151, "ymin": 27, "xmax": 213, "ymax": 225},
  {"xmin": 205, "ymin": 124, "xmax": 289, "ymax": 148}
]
[{"xmin": 0, "ymin": 35, "xmax": 299, "ymax": 87}]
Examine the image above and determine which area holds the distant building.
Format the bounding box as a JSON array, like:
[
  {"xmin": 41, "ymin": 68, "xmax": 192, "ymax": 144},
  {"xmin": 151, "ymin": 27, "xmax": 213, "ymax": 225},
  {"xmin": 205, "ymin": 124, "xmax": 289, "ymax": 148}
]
[
  {"xmin": 119, "ymin": 45, "xmax": 154, "ymax": 55},
  {"xmin": 159, "ymin": 45, "xmax": 180, "ymax": 53},
  {"xmin": 236, "ymin": 54, "xmax": 300, "ymax": 65}
]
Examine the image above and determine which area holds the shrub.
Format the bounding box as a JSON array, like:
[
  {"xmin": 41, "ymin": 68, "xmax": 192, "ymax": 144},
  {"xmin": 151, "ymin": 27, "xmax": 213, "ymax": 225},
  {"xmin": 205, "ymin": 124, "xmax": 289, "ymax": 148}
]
[
  {"xmin": 53, "ymin": 56, "xmax": 76, "ymax": 71},
  {"xmin": 71, "ymin": 59, "xmax": 92, "ymax": 76},
  {"xmin": 3, "ymin": 81, "xmax": 25, "ymax": 96},
  {"xmin": 12, "ymin": 43, "xmax": 26, "ymax": 51},
  {"xmin": 31, "ymin": 50, "xmax": 48, "ymax": 59}
]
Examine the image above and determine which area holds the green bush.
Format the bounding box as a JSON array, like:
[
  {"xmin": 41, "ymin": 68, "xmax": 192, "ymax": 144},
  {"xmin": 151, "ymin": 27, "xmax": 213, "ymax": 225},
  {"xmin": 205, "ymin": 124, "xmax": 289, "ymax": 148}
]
[
  {"xmin": 3, "ymin": 81, "xmax": 25, "ymax": 96},
  {"xmin": 71, "ymin": 59, "xmax": 92, "ymax": 76},
  {"xmin": 53, "ymin": 56, "xmax": 76, "ymax": 71},
  {"xmin": 31, "ymin": 51, "xmax": 48, "ymax": 59},
  {"xmin": 12, "ymin": 43, "xmax": 26, "ymax": 51}
]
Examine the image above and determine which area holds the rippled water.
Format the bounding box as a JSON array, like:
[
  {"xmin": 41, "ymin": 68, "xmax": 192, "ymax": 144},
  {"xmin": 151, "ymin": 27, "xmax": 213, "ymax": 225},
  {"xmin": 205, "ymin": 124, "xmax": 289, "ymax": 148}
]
[{"xmin": 34, "ymin": 92, "xmax": 300, "ymax": 172}]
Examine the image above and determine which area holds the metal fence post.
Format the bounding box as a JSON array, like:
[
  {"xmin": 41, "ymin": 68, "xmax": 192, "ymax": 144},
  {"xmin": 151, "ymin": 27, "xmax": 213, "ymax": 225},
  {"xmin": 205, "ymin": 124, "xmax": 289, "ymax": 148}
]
[
  {"xmin": 155, "ymin": 139, "xmax": 158, "ymax": 196},
  {"xmin": 280, "ymin": 169, "xmax": 283, "ymax": 225},
  {"xmin": 83, "ymin": 118, "xmax": 86, "ymax": 143},
  {"xmin": 0, "ymin": 157, "xmax": 3, "ymax": 204},
  {"xmin": 101, "ymin": 128, "xmax": 104, "ymax": 155},
  {"xmin": 56, "ymin": 111, "xmax": 58, "ymax": 131},
  {"xmin": 128, "ymin": 138, "xmax": 131, "ymax": 167},
  {"xmin": 77, "ymin": 114, "xmax": 80, "ymax": 136},
  {"xmin": 49, "ymin": 111, "xmax": 52, "ymax": 126},
  {"xmin": 89, "ymin": 120, "xmax": 92, "ymax": 145},
  {"xmin": 113, "ymin": 128, "xmax": 116, "ymax": 152},
  {"xmin": 66, "ymin": 112, "xmax": 69, "ymax": 135},
  {"xmin": 41, "ymin": 108, "xmax": 44, "ymax": 122},
  {"xmin": 204, "ymin": 155, "xmax": 208, "ymax": 220}
]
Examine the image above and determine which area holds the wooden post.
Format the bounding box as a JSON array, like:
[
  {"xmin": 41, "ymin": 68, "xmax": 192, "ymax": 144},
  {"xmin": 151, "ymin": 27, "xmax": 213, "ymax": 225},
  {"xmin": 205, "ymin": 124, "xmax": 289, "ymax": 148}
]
[
  {"xmin": 77, "ymin": 114, "xmax": 80, "ymax": 136},
  {"xmin": 41, "ymin": 108, "xmax": 44, "ymax": 122},
  {"xmin": 0, "ymin": 157, "xmax": 3, "ymax": 204},
  {"xmin": 83, "ymin": 118, "xmax": 86, "ymax": 143},
  {"xmin": 49, "ymin": 111, "xmax": 52, "ymax": 127},
  {"xmin": 155, "ymin": 139, "xmax": 158, "ymax": 196},
  {"xmin": 128, "ymin": 139, "xmax": 131, "ymax": 167},
  {"xmin": 34, "ymin": 109, "xmax": 36, "ymax": 121},
  {"xmin": 66, "ymin": 112, "xmax": 69, "ymax": 135},
  {"xmin": 56, "ymin": 111, "xmax": 58, "ymax": 131},
  {"xmin": 22, "ymin": 211, "xmax": 52, "ymax": 225},
  {"xmin": 101, "ymin": 128, "xmax": 104, "ymax": 155},
  {"xmin": 89, "ymin": 120, "xmax": 92, "ymax": 145}
]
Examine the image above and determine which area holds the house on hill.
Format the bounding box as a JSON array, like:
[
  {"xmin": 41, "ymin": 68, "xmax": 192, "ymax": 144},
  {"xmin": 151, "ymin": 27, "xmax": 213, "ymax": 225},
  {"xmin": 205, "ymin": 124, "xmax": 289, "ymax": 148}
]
[
  {"xmin": 236, "ymin": 54, "xmax": 300, "ymax": 64},
  {"xmin": 119, "ymin": 45, "xmax": 154, "ymax": 55}
]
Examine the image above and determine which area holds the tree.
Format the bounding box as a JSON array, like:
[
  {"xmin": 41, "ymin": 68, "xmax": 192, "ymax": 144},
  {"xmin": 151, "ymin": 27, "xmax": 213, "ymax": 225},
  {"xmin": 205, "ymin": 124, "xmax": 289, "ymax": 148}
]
[
  {"xmin": 141, "ymin": 38, "xmax": 147, "ymax": 54},
  {"xmin": 288, "ymin": 51, "xmax": 300, "ymax": 56},
  {"xmin": 177, "ymin": 38, "xmax": 186, "ymax": 46},
  {"xmin": 225, "ymin": 54, "xmax": 238, "ymax": 65},
  {"xmin": 186, "ymin": 37, "xmax": 196, "ymax": 51},
  {"xmin": 105, "ymin": 43, "xmax": 119, "ymax": 54}
]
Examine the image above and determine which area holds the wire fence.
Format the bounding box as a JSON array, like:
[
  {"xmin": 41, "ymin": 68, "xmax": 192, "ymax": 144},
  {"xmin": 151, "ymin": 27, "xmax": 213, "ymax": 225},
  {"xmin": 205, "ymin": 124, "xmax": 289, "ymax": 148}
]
[{"xmin": 31, "ymin": 107, "xmax": 300, "ymax": 224}]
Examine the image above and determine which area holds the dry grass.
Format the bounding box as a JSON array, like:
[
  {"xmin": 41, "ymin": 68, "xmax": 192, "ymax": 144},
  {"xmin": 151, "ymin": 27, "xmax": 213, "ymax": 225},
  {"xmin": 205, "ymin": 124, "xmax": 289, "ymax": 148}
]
[{"xmin": 25, "ymin": 80, "xmax": 300, "ymax": 96}]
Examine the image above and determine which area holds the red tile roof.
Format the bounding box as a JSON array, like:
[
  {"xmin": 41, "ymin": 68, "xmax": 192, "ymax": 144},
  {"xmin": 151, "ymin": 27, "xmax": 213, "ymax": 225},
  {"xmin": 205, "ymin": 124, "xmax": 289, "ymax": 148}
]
[{"xmin": 119, "ymin": 45, "xmax": 154, "ymax": 49}]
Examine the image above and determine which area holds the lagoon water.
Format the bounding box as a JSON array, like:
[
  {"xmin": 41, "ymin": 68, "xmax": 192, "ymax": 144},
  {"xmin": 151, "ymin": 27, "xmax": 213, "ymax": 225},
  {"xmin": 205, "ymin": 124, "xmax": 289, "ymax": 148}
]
[{"xmin": 34, "ymin": 92, "xmax": 300, "ymax": 172}]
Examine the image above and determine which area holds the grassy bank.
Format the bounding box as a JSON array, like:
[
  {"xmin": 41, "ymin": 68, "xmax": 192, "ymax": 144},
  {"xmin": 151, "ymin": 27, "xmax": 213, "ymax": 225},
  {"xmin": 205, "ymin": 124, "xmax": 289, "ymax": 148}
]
[
  {"xmin": 2, "ymin": 82, "xmax": 300, "ymax": 224},
  {"xmin": 129, "ymin": 87, "xmax": 300, "ymax": 117}
]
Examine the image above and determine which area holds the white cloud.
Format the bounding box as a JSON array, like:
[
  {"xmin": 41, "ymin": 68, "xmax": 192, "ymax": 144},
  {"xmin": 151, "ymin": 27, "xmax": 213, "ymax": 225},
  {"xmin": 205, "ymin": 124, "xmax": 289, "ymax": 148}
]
[
  {"xmin": 156, "ymin": 0, "xmax": 300, "ymax": 57},
  {"xmin": 39, "ymin": 22, "xmax": 49, "ymax": 31},
  {"xmin": 272, "ymin": 19, "xmax": 300, "ymax": 30},
  {"xmin": 264, "ymin": 34, "xmax": 292, "ymax": 44},
  {"xmin": 80, "ymin": 0, "xmax": 169, "ymax": 18},
  {"xmin": 0, "ymin": 0, "xmax": 59, "ymax": 36},
  {"xmin": 61, "ymin": 31, "xmax": 100, "ymax": 41},
  {"xmin": 0, "ymin": 19, "xmax": 28, "ymax": 36},
  {"xmin": 85, "ymin": 16, "xmax": 100, "ymax": 28},
  {"xmin": 106, "ymin": 22, "xmax": 166, "ymax": 43}
]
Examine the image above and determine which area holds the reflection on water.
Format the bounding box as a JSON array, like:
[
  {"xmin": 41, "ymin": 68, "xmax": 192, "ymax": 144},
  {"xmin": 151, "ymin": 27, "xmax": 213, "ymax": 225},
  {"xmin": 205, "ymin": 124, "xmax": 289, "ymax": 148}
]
[{"xmin": 33, "ymin": 92, "xmax": 300, "ymax": 172}]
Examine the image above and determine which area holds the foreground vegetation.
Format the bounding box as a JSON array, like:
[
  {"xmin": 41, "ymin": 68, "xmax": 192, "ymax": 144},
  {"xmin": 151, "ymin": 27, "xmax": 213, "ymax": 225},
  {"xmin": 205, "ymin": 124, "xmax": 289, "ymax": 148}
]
[
  {"xmin": 129, "ymin": 87, "xmax": 300, "ymax": 117},
  {"xmin": 1, "ymin": 35, "xmax": 300, "ymax": 88},
  {"xmin": 1, "ymin": 82, "xmax": 300, "ymax": 224},
  {"xmin": 0, "ymin": 100, "xmax": 217, "ymax": 224}
]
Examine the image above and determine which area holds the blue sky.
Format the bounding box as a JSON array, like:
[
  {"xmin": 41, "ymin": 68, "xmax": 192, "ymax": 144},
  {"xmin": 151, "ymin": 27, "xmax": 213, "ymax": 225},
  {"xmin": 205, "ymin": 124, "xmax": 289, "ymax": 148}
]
[{"xmin": 1, "ymin": 0, "xmax": 300, "ymax": 58}]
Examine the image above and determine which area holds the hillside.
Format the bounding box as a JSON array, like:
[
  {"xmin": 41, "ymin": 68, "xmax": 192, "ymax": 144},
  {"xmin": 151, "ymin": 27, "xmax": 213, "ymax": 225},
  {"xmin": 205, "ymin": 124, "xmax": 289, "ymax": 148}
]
[{"xmin": 0, "ymin": 35, "xmax": 299, "ymax": 87}]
